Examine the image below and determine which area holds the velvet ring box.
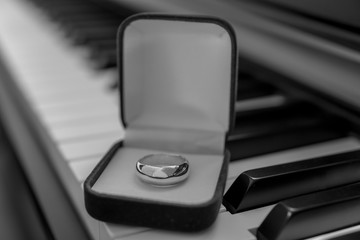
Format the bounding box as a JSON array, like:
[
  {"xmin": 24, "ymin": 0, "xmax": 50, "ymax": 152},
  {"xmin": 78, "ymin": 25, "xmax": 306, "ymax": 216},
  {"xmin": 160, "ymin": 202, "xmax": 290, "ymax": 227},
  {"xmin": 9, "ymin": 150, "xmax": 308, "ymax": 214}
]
[{"xmin": 84, "ymin": 14, "xmax": 237, "ymax": 232}]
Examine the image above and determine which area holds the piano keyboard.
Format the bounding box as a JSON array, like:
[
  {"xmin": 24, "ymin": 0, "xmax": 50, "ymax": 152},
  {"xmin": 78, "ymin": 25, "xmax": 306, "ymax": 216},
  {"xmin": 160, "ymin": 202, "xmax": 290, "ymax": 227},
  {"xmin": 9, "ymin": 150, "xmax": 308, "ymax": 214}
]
[{"xmin": 1, "ymin": 0, "xmax": 360, "ymax": 239}]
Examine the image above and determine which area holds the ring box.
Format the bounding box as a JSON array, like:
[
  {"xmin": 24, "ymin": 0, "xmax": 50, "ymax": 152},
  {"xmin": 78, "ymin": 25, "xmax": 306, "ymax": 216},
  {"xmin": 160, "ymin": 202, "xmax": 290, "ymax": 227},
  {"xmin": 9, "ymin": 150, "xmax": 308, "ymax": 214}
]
[{"xmin": 84, "ymin": 14, "xmax": 237, "ymax": 232}]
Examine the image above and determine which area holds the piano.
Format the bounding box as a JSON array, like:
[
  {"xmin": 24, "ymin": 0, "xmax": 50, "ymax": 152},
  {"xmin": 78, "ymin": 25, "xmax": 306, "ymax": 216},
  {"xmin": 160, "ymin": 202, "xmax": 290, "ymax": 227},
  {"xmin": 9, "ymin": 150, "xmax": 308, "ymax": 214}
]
[{"xmin": 1, "ymin": 0, "xmax": 360, "ymax": 239}]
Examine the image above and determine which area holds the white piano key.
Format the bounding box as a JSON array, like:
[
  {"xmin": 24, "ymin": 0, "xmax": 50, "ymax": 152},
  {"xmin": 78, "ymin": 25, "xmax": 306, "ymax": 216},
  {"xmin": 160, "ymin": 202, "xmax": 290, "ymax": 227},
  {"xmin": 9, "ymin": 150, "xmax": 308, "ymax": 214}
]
[
  {"xmin": 102, "ymin": 223, "xmax": 150, "ymax": 240},
  {"xmin": 235, "ymin": 94, "xmax": 286, "ymax": 112},
  {"xmin": 69, "ymin": 157, "xmax": 102, "ymax": 182},
  {"xmin": 16, "ymin": 55, "xmax": 114, "ymax": 85},
  {"xmin": 117, "ymin": 207, "xmax": 274, "ymax": 240},
  {"xmin": 49, "ymin": 116, "xmax": 122, "ymax": 142},
  {"xmin": 18, "ymin": 57, "xmax": 116, "ymax": 86},
  {"xmin": 306, "ymin": 224, "xmax": 360, "ymax": 240},
  {"xmin": 2, "ymin": 40, "xmax": 84, "ymax": 81},
  {"xmin": 25, "ymin": 78, "xmax": 108, "ymax": 97},
  {"xmin": 34, "ymin": 86, "xmax": 118, "ymax": 110},
  {"xmin": 36, "ymin": 96, "xmax": 114, "ymax": 111},
  {"xmin": 24, "ymin": 72, "xmax": 112, "ymax": 97},
  {"xmin": 46, "ymin": 112, "xmax": 118, "ymax": 131},
  {"xmin": 37, "ymin": 98, "xmax": 115, "ymax": 116},
  {"xmin": 28, "ymin": 88, "xmax": 112, "ymax": 106},
  {"xmin": 219, "ymin": 204, "xmax": 227, "ymax": 213},
  {"xmin": 38, "ymin": 100, "xmax": 117, "ymax": 125},
  {"xmin": 59, "ymin": 133, "xmax": 121, "ymax": 161},
  {"xmin": 22, "ymin": 81, "xmax": 108, "ymax": 100}
]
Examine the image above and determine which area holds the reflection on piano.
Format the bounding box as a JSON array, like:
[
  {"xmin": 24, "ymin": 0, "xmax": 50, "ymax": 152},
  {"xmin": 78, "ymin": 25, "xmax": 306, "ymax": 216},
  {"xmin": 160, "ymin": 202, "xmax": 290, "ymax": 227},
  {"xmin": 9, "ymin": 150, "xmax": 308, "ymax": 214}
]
[{"xmin": 1, "ymin": 0, "xmax": 360, "ymax": 239}]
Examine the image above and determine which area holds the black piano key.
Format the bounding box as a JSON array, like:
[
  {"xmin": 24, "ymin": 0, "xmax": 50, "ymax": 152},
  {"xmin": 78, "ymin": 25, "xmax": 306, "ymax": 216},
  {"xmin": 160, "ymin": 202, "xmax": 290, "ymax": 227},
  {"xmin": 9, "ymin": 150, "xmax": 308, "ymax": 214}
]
[
  {"xmin": 234, "ymin": 101, "xmax": 320, "ymax": 130},
  {"xmin": 223, "ymin": 150, "xmax": 360, "ymax": 213},
  {"xmin": 228, "ymin": 102, "xmax": 349, "ymax": 160},
  {"xmin": 88, "ymin": 39, "xmax": 116, "ymax": 54},
  {"xmin": 257, "ymin": 183, "xmax": 360, "ymax": 240},
  {"xmin": 237, "ymin": 73, "xmax": 277, "ymax": 100},
  {"xmin": 58, "ymin": 15, "xmax": 129, "ymax": 38},
  {"xmin": 68, "ymin": 26, "xmax": 118, "ymax": 44},
  {"xmin": 36, "ymin": 1, "xmax": 107, "ymax": 10},
  {"xmin": 32, "ymin": 0, "xmax": 85, "ymax": 3},
  {"xmin": 63, "ymin": 20, "xmax": 120, "ymax": 35},
  {"xmin": 27, "ymin": 0, "xmax": 134, "ymax": 72},
  {"xmin": 58, "ymin": 17, "xmax": 123, "ymax": 38},
  {"xmin": 91, "ymin": 48, "xmax": 117, "ymax": 69},
  {"xmin": 39, "ymin": 4, "xmax": 110, "ymax": 18},
  {"xmin": 228, "ymin": 122, "xmax": 348, "ymax": 160},
  {"xmin": 52, "ymin": 11, "xmax": 118, "ymax": 23},
  {"xmin": 46, "ymin": 5, "xmax": 104, "ymax": 13},
  {"xmin": 55, "ymin": 12, "xmax": 119, "ymax": 22},
  {"xmin": 35, "ymin": 0, "xmax": 132, "ymax": 22},
  {"xmin": 31, "ymin": 0, "xmax": 87, "ymax": 6},
  {"xmin": 52, "ymin": 14, "xmax": 120, "ymax": 25}
]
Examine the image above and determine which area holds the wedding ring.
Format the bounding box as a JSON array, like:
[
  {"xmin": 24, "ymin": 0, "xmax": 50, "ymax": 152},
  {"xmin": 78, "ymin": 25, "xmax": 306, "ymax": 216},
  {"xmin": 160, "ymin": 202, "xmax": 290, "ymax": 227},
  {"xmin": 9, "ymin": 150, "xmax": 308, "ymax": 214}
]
[{"xmin": 136, "ymin": 153, "xmax": 189, "ymax": 186}]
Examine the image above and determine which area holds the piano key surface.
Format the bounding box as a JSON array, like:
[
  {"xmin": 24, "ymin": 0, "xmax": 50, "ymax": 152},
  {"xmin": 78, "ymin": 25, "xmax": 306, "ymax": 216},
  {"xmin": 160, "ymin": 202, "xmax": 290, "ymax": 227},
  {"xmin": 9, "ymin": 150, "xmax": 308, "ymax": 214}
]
[
  {"xmin": 1, "ymin": 0, "xmax": 360, "ymax": 239},
  {"xmin": 258, "ymin": 183, "xmax": 360, "ymax": 240}
]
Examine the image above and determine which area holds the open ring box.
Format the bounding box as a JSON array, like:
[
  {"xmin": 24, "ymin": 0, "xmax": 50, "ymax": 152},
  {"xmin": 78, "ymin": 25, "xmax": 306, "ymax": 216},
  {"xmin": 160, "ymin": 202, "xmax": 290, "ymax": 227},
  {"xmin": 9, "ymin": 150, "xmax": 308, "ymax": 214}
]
[{"xmin": 84, "ymin": 14, "xmax": 237, "ymax": 232}]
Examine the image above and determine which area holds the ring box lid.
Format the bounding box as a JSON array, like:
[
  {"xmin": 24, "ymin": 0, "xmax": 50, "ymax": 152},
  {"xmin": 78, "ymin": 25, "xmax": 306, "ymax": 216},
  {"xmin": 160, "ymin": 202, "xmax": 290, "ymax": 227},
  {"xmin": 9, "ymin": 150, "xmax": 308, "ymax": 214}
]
[
  {"xmin": 118, "ymin": 15, "xmax": 237, "ymax": 155},
  {"xmin": 85, "ymin": 14, "xmax": 237, "ymax": 231}
]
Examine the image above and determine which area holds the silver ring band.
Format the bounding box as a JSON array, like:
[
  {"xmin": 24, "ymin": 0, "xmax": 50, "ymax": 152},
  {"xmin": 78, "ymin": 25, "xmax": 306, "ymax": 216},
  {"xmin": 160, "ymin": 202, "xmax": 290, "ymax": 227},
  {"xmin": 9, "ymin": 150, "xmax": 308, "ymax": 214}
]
[{"xmin": 136, "ymin": 153, "xmax": 189, "ymax": 186}]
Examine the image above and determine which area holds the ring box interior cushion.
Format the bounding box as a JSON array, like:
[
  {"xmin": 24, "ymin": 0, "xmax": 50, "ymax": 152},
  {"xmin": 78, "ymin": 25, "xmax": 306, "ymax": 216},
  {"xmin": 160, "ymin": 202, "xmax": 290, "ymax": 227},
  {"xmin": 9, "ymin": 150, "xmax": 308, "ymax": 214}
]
[{"xmin": 84, "ymin": 14, "xmax": 237, "ymax": 231}]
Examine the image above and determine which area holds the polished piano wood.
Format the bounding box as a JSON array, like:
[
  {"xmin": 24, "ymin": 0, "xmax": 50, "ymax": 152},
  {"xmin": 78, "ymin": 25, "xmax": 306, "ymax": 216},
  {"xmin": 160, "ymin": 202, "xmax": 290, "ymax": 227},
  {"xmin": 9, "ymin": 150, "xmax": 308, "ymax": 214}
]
[{"xmin": 0, "ymin": 119, "xmax": 52, "ymax": 240}]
